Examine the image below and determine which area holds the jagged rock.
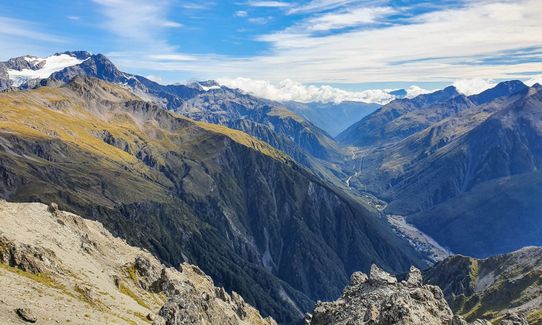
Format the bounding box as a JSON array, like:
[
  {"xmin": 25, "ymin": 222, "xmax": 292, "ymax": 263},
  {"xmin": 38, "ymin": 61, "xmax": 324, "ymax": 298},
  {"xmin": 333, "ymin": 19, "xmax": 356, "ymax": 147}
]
[
  {"xmin": 310, "ymin": 264, "xmax": 492, "ymax": 325},
  {"xmin": 304, "ymin": 313, "xmax": 312, "ymax": 324},
  {"xmin": 16, "ymin": 308, "xmax": 37, "ymax": 323},
  {"xmin": 499, "ymin": 312, "xmax": 528, "ymax": 325},
  {"xmin": 349, "ymin": 271, "xmax": 368, "ymax": 286},
  {"xmin": 147, "ymin": 313, "xmax": 156, "ymax": 321},
  {"xmin": 80, "ymin": 233, "xmax": 97, "ymax": 253},
  {"xmin": 405, "ymin": 266, "xmax": 422, "ymax": 286},
  {"xmin": 369, "ymin": 264, "xmax": 397, "ymax": 284},
  {"xmin": 0, "ymin": 235, "xmax": 58, "ymax": 274}
]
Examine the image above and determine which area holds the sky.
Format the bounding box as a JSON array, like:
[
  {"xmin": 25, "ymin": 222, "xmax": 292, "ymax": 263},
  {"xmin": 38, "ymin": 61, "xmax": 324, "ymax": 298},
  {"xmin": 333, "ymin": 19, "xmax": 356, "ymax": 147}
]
[{"xmin": 1, "ymin": 0, "xmax": 542, "ymax": 102}]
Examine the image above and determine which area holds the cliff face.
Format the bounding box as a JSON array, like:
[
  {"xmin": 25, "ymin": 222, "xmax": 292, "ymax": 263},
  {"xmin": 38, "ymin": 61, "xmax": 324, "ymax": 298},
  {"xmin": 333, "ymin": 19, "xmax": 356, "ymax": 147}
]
[
  {"xmin": 0, "ymin": 200, "xmax": 275, "ymax": 325},
  {"xmin": 0, "ymin": 77, "xmax": 425, "ymax": 323}
]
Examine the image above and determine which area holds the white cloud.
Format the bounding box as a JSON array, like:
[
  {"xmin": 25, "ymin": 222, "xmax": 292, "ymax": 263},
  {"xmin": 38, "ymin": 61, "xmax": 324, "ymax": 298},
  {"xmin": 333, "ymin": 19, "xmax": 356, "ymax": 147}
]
[
  {"xmin": 67, "ymin": 16, "xmax": 80, "ymax": 21},
  {"xmin": 248, "ymin": 16, "xmax": 272, "ymax": 25},
  {"xmin": 452, "ymin": 78, "xmax": 497, "ymax": 95},
  {"xmin": 217, "ymin": 77, "xmax": 429, "ymax": 104},
  {"xmin": 105, "ymin": 0, "xmax": 542, "ymax": 85},
  {"xmin": 145, "ymin": 74, "xmax": 165, "ymax": 84},
  {"xmin": 0, "ymin": 17, "xmax": 65, "ymax": 59},
  {"xmin": 92, "ymin": 0, "xmax": 181, "ymax": 51},
  {"xmin": 147, "ymin": 54, "xmax": 197, "ymax": 61},
  {"xmin": 288, "ymin": 0, "xmax": 365, "ymax": 14},
  {"xmin": 246, "ymin": 1, "xmax": 291, "ymax": 8},
  {"xmin": 404, "ymin": 85, "xmax": 432, "ymax": 98},
  {"xmin": 235, "ymin": 10, "xmax": 248, "ymax": 17},
  {"xmin": 525, "ymin": 75, "xmax": 542, "ymax": 86},
  {"xmin": 305, "ymin": 6, "xmax": 395, "ymax": 31}
]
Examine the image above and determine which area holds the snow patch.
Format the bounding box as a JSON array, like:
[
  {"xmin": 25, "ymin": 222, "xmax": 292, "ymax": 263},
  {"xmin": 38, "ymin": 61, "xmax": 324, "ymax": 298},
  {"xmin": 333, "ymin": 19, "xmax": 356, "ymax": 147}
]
[
  {"xmin": 7, "ymin": 54, "xmax": 86, "ymax": 86},
  {"xmin": 199, "ymin": 84, "xmax": 221, "ymax": 91}
]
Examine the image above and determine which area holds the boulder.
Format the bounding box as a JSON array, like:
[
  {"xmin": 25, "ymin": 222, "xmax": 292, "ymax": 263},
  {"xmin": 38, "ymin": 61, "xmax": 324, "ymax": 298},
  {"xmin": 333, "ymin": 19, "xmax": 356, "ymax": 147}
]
[{"xmin": 16, "ymin": 308, "xmax": 37, "ymax": 323}]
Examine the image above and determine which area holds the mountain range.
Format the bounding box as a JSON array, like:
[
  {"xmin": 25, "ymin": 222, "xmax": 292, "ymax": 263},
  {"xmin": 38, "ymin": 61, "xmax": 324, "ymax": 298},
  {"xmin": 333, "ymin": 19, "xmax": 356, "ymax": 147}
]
[{"xmin": 1, "ymin": 50, "xmax": 541, "ymax": 324}]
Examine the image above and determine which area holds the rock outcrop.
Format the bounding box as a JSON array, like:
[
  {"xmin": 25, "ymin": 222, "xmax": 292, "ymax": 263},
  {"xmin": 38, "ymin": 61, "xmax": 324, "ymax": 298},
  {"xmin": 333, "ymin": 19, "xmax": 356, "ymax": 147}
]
[
  {"xmin": 0, "ymin": 201, "xmax": 275, "ymax": 325},
  {"xmin": 309, "ymin": 265, "xmax": 499, "ymax": 325}
]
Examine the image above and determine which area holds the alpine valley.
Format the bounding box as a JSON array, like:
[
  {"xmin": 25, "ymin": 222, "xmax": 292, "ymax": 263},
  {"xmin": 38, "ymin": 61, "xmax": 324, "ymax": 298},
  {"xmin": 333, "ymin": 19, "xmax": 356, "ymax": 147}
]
[{"xmin": 1, "ymin": 51, "xmax": 541, "ymax": 325}]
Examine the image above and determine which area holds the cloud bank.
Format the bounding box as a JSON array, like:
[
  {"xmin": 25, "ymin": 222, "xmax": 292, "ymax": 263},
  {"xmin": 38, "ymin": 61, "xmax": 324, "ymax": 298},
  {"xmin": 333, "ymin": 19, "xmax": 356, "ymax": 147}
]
[{"xmin": 218, "ymin": 78, "xmax": 430, "ymax": 104}]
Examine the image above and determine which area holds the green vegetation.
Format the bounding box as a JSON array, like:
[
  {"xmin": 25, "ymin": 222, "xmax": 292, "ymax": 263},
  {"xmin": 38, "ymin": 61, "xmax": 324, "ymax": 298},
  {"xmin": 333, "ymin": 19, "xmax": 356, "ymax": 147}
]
[
  {"xmin": 0, "ymin": 262, "xmax": 66, "ymax": 292},
  {"xmin": 118, "ymin": 282, "xmax": 150, "ymax": 309},
  {"xmin": 527, "ymin": 309, "xmax": 542, "ymax": 324}
]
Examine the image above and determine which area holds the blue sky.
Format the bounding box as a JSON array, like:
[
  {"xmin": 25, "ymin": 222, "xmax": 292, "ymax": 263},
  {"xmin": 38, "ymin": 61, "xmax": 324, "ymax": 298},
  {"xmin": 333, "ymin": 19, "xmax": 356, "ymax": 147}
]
[{"xmin": 1, "ymin": 0, "xmax": 542, "ymax": 99}]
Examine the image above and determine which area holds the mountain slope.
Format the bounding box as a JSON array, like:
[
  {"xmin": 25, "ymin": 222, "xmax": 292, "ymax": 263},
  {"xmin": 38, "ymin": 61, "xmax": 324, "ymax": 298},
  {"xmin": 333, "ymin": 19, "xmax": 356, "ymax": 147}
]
[
  {"xmin": 341, "ymin": 82, "xmax": 542, "ymax": 258},
  {"xmin": 0, "ymin": 77, "xmax": 426, "ymax": 323},
  {"xmin": 337, "ymin": 86, "xmax": 462, "ymax": 147},
  {"xmin": 0, "ymin": 200, "xmax": 276, "ymax": 325},
  {"xmin": 424, "ymin": 247, "xmax": 542, "ymax": 324}
]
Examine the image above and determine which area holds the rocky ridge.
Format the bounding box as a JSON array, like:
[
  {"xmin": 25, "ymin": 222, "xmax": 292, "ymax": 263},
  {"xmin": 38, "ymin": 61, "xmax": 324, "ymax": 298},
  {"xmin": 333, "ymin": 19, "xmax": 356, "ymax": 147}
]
[{"xmin": 0, "ymin": 200, "xmax": 275, "ymax": 325}]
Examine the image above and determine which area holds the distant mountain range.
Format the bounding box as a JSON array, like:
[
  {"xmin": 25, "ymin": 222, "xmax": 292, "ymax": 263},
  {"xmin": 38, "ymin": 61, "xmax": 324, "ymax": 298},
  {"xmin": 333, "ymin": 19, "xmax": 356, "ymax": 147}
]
[{"xmin": 339, "ymin": 79, "xmax": 542, "ymax": 258}]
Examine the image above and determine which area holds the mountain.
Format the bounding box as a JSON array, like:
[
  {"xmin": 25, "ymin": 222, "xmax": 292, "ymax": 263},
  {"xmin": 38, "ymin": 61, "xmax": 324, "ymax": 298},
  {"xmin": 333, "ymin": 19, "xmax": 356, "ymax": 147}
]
[
  {"xmin": 342, "ymin": 82, "xmax": 542, "ymax": 258},
  {"xmin": 424, "ymin": 247, "xmax": 542, "ymax": 324},
  {"xmin": 0, "ymin": 76, "xmax": 427, "ymax": 323},
  {"xmin": 283, "ymin": 101, "xmax": 379, "ymax": 137},
  {"xmin": 0, "ymin": 51, "xmax": 89, "ymax": 89},
  {"xmin": 0, "ymin": 200, "xmax": 276, "ymax": 325},
  {"xmin": 337, "ymin": 81, "xmax": 529, "ymax": 149},
  {"xmin": 336, "ymin": 86, "xmax": 462, "ymax": 147},
  {"xmin": 173, "ymin": 86, "xmax": 346, "ymax": 164}
]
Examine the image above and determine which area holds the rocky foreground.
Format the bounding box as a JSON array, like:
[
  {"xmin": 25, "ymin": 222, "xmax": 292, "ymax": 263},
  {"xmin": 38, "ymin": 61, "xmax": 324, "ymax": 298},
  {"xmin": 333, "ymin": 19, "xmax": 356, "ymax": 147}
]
[
  {"xmin": 0, "ymin": 199, "xmax": 536, "ymax": 325},
  {"xmin": 0, "ymin": 200, "xmax": 275, "ymax": 325}
]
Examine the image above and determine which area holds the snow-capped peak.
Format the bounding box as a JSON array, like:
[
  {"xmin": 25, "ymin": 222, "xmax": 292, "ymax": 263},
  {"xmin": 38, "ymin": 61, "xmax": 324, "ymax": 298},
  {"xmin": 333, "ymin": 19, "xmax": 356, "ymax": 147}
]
[
  {"xmin": 188, "ymin": 80, "xmax": 221, "ymax": 91},
  {"xmin": 7, "ymin": 53, "xmax": 87, "ymax": 87}
]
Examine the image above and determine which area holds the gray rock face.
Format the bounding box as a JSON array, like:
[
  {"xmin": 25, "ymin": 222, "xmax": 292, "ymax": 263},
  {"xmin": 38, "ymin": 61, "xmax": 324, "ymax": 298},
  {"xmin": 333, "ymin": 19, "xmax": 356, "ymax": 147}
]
[{"xmin": 310, "ymin": 265, "xmax": 493, "ymax": 325}]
